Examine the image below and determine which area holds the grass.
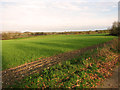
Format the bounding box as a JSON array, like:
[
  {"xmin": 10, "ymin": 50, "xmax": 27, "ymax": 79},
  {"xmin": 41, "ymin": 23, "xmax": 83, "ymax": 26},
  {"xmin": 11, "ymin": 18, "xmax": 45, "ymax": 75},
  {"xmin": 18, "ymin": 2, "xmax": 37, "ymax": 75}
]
[
  {"xmin": 2, "ymin": 33, "xmax": 116, "ymax": 70},
  {"xmin": 7, "ymin": 40, "xmax": 119, "ymax": 88}
]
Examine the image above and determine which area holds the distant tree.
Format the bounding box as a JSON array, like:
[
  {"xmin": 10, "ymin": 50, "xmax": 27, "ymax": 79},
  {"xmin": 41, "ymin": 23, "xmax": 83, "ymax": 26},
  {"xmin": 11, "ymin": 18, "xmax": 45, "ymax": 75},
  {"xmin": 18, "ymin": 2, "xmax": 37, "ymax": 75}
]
[
  {"xmin": 95, "ymin": 30, "xmax": 99, "ymax": 32},
  {"xmin": 88, "ymin": 30, "xmax": 92, "ymax": 34},
  {"xmin": 2, "ymin": 32, "xmax": 12, "ymax": 40},
  {"xmin": 35, "ymin": 32, "xmax": 44, "ymax": 35},
  {"xmin": 110, "ymin": 21, "xmax": 120, "ymax": 36}
]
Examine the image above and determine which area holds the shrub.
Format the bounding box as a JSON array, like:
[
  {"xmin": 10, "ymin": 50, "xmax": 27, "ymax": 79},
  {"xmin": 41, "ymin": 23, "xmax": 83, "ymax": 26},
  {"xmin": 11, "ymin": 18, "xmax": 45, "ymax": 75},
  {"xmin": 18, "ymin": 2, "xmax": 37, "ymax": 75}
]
[{"xmin": 110, "ymin": 21, "xmax": 120, "ymax": 36}]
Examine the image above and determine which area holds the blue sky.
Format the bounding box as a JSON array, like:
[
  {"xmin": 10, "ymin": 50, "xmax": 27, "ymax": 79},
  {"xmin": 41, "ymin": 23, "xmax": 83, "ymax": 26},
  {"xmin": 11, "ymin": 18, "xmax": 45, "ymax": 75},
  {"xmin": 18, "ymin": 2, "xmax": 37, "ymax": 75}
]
[{"xmin": 0, "ymin": 0, "xmax": 119, "ymax": 32}]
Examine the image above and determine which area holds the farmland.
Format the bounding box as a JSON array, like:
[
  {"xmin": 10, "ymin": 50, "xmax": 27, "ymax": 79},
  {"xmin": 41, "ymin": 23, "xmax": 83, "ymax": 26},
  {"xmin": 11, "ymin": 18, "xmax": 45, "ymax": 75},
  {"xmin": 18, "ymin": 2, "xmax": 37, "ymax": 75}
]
[
  {"xmin": 6, "ymin": 38, "xmax": 119, "ymax": 88},
  {"xmin": 2, "ymin": 33, "xmax": 116, "ymax": 70}
]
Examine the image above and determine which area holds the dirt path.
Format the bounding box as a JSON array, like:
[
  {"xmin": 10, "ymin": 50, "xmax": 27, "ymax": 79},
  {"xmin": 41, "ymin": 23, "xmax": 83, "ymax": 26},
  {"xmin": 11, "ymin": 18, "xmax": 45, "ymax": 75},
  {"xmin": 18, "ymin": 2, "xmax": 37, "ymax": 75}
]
[
  {"xmin": 2, "ymin": 41, "xmax": 112, "ymax": 88},
  {"xmin": 97, "ymin": 65, "xmax": 120, "ymax": 88}
]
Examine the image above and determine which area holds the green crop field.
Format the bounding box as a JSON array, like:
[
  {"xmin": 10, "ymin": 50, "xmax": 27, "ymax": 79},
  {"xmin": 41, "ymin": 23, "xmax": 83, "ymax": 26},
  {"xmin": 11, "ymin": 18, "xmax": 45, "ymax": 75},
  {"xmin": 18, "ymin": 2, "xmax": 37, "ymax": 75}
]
[
  {"xmin": 2, "ymin": 34, "xmax": 116, "ymax": 70},
  {"xmin": 7, "ymin": 40, "xmax": 119, "ymax": 88}
]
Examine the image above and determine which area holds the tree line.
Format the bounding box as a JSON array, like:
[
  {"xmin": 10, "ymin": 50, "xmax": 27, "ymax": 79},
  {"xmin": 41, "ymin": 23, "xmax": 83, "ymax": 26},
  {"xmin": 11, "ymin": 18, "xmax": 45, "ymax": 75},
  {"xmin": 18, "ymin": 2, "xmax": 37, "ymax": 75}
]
[{"xmin": 1, "ymin": 30, "xmax": 110, "ymax": 40}]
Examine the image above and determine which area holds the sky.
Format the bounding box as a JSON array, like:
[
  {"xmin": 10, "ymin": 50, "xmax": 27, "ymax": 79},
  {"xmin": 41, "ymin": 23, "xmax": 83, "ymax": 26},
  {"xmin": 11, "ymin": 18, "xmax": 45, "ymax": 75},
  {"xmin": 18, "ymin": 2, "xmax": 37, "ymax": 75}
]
[{"xmin": 0, "ymin": 0, "xmax": 119, "ymax": 32}]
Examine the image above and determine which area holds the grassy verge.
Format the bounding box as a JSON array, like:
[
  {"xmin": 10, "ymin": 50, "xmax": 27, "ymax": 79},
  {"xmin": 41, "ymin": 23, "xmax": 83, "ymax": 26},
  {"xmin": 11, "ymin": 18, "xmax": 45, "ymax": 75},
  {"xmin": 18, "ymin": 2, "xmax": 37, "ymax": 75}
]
[{"xmin": 7, "ymin": 39, "xmax": 119, "ymax": 88}]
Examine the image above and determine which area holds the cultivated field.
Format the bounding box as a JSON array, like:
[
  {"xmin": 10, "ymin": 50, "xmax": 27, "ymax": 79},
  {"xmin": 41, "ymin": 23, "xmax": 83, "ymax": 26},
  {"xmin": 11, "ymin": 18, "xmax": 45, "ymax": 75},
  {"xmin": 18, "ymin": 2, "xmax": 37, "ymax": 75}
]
[
  {"xmin": 6, "ymin": 38, "xmax": 119, "ymax": 88},
  {"xmin": 2, "ymin": 34, "xmax": 116, "ymax": 70}
]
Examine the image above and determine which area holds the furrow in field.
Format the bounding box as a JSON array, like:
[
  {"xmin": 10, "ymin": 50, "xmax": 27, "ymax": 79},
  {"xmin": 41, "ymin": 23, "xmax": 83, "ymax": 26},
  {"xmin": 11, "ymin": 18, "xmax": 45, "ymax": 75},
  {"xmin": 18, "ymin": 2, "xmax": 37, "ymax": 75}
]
[{"xmin": 2, "ymin": 59, "xmax": 43, "ymax": 74}]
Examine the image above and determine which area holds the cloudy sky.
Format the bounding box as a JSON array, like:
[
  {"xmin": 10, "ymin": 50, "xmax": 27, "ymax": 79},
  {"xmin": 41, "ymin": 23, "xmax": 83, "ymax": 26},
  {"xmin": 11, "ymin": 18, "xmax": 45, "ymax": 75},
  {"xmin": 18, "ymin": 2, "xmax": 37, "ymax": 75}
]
[{"xmin": 0, "ymin": 0, "xmax": 119, "ymax": 32}]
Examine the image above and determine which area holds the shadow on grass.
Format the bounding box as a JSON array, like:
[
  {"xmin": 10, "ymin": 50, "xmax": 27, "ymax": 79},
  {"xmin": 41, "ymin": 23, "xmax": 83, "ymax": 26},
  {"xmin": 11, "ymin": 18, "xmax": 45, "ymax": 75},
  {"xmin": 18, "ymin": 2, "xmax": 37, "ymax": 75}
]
[
  {"xmin": 28, "ymin": 38, "xmax": 109, "ymax": 51},
  {"xmin": 84, "ymin": 34, "xmax": 110, "ymax": 36}
]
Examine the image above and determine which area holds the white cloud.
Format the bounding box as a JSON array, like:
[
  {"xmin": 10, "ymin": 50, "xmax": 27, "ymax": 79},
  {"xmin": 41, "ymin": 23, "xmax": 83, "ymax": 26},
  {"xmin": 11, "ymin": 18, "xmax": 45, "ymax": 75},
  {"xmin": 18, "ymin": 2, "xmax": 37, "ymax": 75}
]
[
  {"xmin": 112, "ymin": 5, "xmax": 117, "ymax": 8},
  {"xmin": 101, "ymin": 9, "xmax": 111, "ymax": 12},
  {"xmin": 51, "ymin": 2, "xmax": 88, "ymax": 11}
]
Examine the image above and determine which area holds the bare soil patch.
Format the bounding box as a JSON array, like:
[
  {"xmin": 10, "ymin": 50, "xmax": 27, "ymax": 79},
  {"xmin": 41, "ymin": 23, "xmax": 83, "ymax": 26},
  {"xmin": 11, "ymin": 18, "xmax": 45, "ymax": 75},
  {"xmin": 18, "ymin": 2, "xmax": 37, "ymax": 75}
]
[{"xmin": 97, "ymin": 65, "xmax": 120, "ymax": 88}]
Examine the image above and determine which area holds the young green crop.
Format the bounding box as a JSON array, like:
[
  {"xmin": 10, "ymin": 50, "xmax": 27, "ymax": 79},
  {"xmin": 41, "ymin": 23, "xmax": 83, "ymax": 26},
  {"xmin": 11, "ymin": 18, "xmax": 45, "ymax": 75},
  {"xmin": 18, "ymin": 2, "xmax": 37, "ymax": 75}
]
[{"xmin": 2, "ymin": 34, "xmax": 116, "ymax": 70}]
